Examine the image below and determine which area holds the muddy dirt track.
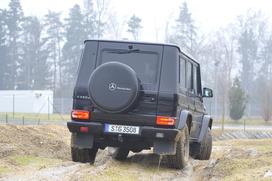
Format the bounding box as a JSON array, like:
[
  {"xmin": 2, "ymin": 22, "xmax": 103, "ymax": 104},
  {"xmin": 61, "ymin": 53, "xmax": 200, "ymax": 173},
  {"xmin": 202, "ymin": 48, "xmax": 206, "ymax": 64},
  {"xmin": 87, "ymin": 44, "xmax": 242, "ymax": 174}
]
[{"xmin": 0, "ymin": 125, "xmax": 272, "ymax": 181}]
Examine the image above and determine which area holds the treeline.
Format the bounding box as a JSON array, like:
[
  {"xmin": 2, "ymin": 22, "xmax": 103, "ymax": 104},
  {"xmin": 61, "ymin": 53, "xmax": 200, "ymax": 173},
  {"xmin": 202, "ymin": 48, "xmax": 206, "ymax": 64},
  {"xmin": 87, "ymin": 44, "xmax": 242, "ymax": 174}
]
[
  {"xmin": 168, "ymin": 3, "xmax": 272, "ymax": 121},
  {"xmin": 0, "ymin": 0, "xmax": 142, "ymax": 97}
]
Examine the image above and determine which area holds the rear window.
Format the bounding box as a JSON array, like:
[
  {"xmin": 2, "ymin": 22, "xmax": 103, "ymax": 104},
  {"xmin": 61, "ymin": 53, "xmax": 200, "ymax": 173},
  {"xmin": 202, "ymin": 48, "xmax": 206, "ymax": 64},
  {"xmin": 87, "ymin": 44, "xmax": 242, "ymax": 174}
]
[{"xmin": 100, "ymin": 49, "xmax": 159, "ymax": 84}]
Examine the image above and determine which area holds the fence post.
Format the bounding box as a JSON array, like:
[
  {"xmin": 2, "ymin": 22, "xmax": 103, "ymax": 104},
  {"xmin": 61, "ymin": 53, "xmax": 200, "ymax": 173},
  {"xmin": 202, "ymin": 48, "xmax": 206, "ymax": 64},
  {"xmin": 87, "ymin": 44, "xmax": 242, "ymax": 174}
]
[
  {"xmin": 221, "ymin": 118, "xmax": 225, "ymax": 132},
  {"xmin": 12, "ymin": 94, "xmax": 15, "ymax": 120},
  {"xmin": 22, "ymin": 116, "xmax": 24, "ymax": 125},
  {"xmin": 61, "ymin": 97, "xmax": 64, "ymax": 114},
  {"xmin": 243, "ymin": 119, "xmax": 246, "ymax": 132},
  {"xmin": 5, "ymin": 113, "xmax": 8, "ymax": 124},
  {"xmin": 38, "ymin": 118, "xmax": 40, "ymax": 125},
  {"xmin": 48, "ymin": 96, "xmax": 50, "ymax": 120}
]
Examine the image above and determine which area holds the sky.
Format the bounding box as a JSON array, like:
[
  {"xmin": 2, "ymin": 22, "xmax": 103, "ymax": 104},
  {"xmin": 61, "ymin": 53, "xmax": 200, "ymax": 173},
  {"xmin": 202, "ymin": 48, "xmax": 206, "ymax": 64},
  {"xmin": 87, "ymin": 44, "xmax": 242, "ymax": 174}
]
[{"xmin": 0, "ymin": 0, "xmax": 272, "ymax": 42}]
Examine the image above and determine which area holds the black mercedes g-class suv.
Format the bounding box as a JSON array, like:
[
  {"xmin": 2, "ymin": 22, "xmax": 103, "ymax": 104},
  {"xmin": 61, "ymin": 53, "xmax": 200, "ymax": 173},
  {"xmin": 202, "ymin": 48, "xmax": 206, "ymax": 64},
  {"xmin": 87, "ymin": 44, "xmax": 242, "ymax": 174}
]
[{"xmin": 67, "ymin": 40, "xmax": 213, "ymax": 169}]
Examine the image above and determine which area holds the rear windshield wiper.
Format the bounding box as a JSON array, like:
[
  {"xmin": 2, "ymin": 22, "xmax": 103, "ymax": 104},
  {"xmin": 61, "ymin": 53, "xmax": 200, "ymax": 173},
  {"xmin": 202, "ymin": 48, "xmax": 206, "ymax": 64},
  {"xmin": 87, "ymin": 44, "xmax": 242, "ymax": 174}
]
[{"xmin": 108, "ymin": 49, "xmax": 140, "ymax": 54}]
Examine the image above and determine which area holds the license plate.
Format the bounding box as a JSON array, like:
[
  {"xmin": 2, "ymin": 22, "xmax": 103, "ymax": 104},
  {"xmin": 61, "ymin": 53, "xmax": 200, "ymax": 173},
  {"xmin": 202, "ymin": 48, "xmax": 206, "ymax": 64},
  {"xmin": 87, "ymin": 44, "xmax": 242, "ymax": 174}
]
[{"xmin": 104, "ymin": 124, "xmax": 140, "ymax": 135}]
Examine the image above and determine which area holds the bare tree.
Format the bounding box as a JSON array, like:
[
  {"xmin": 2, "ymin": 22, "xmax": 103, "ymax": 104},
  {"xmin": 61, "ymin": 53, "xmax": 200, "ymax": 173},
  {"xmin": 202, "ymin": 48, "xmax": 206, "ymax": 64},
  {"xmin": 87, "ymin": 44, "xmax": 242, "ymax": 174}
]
[
  {"xmin": 164, "ymin": 11, "xmax": 174, "ymax": 43},
  {"xmin": 216, "ymin": 27, "xmax": 238, "ymax": 126},
  {"xmin": 94, "ymin": 0, "xmax": 111, "ymax": 39},
  {"xmin": 153, "ymin": 20, "xmax": 160, "ymax": 42},
  {"xmin": 106, "ymin": 11, "xmax": 126, "ymax": 40},
  {"xmin": 258, "ymin": 34, "xmax": 272, "ymax": 122},
  {"xmin": 198, "ymin": 24, "xmax": 237, "ymax": 128}
]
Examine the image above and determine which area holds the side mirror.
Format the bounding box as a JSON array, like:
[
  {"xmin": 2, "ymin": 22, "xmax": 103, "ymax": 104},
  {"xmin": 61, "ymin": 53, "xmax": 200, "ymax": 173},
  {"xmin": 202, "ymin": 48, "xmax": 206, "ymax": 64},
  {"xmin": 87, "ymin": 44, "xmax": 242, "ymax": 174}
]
[{"xmin": 203, "ymin": 87, "xmax": 213, "ymax": 98}]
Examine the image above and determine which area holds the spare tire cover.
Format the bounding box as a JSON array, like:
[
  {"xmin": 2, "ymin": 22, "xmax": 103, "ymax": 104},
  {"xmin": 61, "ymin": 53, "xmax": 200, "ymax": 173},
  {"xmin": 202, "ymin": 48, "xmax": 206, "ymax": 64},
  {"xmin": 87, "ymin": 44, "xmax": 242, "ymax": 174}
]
[{"xmin": 89, "ymin": 62, "xmax": 139, "ymax": 113}]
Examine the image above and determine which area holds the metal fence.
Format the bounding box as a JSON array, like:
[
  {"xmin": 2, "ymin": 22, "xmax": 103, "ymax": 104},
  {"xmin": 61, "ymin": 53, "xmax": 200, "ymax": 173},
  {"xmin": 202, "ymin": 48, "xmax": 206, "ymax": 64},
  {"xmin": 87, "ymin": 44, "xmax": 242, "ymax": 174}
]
[
  {"xmin": 0, "ymin": 95, "xmax": 72, "ymax": 116},
  {"xmin": 0, "ymin": 92, "xmax": 72, "ymax": 125},
  {"xmin": 0, "ymin": 114, "xmax": 67, "ymax": 126},
  {"xmin": 54, "ymin": 98, "xmax": 73, "ymax": 114},
  {"xmin": 0, "ymin": 92, "xmax": 269, "ymax": 127}
]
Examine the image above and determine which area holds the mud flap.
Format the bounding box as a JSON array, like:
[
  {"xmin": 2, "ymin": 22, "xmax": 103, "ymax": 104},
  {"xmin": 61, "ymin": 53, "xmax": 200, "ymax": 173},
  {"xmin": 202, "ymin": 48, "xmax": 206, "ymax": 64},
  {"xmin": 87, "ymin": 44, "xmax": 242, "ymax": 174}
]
[
  {"xmin": 189, "ymin": 142, "xmax": 201, "ymax": 156},
  {"xmin": 153, "ymin": 140, "xmax": 176, "ymax": 155},
  {"xmin": 72, "ymin": 133, "xmax": 94, "ymax": 149}
]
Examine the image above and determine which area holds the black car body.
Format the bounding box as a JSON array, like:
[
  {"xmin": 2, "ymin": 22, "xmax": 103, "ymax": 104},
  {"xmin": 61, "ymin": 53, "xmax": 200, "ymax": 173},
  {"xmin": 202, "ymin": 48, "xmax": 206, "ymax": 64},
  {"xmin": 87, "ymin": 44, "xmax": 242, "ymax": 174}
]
[{"xmin": 67, "ymin": 40, "xmax": 213, "ymax": 169}]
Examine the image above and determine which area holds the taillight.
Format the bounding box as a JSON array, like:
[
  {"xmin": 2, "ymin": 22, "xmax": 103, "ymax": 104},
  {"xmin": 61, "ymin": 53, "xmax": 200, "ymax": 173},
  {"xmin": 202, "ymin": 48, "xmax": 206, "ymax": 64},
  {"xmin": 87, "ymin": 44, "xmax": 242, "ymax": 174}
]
[
  {"xmin": 156, "ymin": 116, "xmax": 176, "ymax": 126},
  {"xmin": 71, "ymin": 110, "xmax": 90, "ymax": 120}
]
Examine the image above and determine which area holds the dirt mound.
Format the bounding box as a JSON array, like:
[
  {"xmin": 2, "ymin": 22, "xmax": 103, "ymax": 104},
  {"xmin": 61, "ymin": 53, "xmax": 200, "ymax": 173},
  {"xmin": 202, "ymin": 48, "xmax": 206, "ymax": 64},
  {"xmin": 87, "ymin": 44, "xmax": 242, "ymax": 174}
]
[{"xmin": 0, "ymin": 125, "xmax": 70, "ymax": 160}]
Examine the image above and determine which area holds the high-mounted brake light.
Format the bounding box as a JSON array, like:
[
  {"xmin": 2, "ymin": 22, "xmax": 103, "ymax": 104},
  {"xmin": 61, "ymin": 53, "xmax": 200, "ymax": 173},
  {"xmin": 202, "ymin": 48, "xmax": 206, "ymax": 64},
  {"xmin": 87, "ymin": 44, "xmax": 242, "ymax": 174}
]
[
  {"xmin": 156, "ymin": 116, "xmax": 176, "ymax": 126},
  {"xmin": 71, "ymin": 110, "xmax": 90, "ymax": 120}
]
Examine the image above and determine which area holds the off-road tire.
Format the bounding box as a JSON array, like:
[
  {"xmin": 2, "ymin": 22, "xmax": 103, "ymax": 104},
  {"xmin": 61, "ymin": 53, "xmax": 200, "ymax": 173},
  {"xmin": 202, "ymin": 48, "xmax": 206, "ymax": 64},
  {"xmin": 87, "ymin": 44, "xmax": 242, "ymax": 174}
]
[
  {"xmin": 71, "ymin": 147, "xmax": 98, "ymax": 164},
  {"xmin": 196, "ymin": 128, "xmax": 212, "ymax": 160},
  {"xmin": 195, "ymin": 128, "xmax": 212, "ymax": 160},
  {"xmin": 167, "ymin": 125, "xmax": 189, "ymax": 169},
  {"xmin": 109, "ymin": 147, "xmax": 129, "ymax": 161}
]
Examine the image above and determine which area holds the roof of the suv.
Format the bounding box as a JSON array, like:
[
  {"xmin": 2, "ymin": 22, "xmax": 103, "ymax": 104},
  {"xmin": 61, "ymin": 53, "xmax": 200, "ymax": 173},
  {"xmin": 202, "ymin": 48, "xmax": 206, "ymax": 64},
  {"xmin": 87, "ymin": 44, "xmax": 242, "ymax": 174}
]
[{"xmin": 84, "ymin": 39, "xmax": 199, "ymax": 65}]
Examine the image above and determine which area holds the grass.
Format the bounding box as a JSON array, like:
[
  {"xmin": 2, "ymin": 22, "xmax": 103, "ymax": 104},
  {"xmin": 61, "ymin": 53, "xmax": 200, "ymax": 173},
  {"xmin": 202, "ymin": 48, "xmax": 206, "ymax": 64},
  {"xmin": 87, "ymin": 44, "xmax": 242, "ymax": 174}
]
[
  {"xmin": 218, "ymin": 157, "xmax": 272, "ymax": 181},
  {"xmin": 0, "ymin": 112, "xmax": 70, "ymax": 122},
  {"xmin": 0, "ymin": 166, "xmax": 10, "ymax": 174},
  {"xmin": 212, "ymin": 139, "xmax": 272, "ymax": 181},
  {"xmin": 9, "ymin": 155, "xmax": 61, "ymax": 167},
  {"xmin": 0, "ymin": 156, "xmax": 62, "ymax": 175}
]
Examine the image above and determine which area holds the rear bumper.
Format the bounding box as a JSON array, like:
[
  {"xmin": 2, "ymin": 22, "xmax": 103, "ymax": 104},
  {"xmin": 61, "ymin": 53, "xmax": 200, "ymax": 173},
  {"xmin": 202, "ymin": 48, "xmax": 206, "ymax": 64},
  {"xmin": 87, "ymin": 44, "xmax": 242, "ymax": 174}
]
[{"xmin": 67, "ymin": 121, "xmax": 181, "ymax": 141}]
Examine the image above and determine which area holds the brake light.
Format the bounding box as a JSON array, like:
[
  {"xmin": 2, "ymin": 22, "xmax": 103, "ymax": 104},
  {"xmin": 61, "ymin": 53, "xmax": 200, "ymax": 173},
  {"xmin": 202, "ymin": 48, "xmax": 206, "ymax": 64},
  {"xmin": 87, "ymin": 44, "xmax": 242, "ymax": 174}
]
[
  {"xmin": 80, "ymin": 126, "xmax": 89, "ymax": 133},
  {"xmin": 156, "ymin": 116, "xmax": 176, "ymax": 126},
  {"xmin": 71, "ymin": 110, "xmax": 90, "ymax": 120}
]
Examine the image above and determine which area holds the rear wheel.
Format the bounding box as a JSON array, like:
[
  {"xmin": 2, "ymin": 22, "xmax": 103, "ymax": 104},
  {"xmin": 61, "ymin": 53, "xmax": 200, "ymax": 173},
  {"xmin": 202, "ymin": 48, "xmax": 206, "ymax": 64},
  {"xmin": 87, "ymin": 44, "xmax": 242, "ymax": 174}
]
[
  {"xmin": 167, "ymin": 125, "xmax": 189, "ymax": 169},
  {"xmin": 71, "ymin": 147, "xmax": 98, "ymax": 164},
  {"xmin": 194, "ymin": 128, "xmax": 212, "ymax": 160},
  {"xmin": 108, "ymin": 147, "xmax": 129, "ymax": 161}
]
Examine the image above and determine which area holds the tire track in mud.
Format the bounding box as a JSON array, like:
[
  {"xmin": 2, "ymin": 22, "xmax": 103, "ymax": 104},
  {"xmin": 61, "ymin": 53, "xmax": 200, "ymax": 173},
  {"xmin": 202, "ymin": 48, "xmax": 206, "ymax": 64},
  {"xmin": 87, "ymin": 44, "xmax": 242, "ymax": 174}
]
[
  {"xmin": 67, "ymin": 150, "xmax": 213, "ymax": 181},
  {"xmin": 0, "ymin": 162, "xmax": 82, "ymax": 181},
  {"xmin": 0, "ymin": 151, "xmax": 213, "ymax": 181}
]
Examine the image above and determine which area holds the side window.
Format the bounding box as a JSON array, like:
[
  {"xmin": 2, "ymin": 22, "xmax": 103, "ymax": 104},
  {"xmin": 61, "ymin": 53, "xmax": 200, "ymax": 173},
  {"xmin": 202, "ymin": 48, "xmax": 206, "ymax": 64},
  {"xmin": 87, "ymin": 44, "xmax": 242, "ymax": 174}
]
[
  {"xmin": 193, "ymin": 65, "xmax": 198, "ymax": 95},
  {"xmin": 179, "ymin": 57, "xmax": 186, "ymax": 89},
  {"xmin": 186, "ymin": 62, "xmax": 193, "ymax": 91}
]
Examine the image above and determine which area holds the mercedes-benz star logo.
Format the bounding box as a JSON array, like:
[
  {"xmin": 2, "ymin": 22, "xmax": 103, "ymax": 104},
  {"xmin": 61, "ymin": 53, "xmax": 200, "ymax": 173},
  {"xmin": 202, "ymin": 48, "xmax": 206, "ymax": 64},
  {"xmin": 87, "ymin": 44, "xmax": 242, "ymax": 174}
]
[{"xmin": 109, "ymin": 82, "xmax": 117, "ymax": 91}]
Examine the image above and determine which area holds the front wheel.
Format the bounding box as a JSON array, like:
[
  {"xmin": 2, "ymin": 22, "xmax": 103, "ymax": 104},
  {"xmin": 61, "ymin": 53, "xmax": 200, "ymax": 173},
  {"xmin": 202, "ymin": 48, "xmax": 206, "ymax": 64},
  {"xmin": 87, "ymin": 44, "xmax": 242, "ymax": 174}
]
[{"xmin": 166, "ymin": 125, "xmax": 190, "ymax": 169}]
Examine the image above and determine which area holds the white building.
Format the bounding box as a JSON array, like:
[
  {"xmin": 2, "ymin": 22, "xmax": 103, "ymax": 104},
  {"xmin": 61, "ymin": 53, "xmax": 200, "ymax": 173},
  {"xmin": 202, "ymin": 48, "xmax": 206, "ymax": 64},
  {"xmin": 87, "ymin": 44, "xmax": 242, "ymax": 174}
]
[{"xmin": 0, "ymin": 90, "xmax": 53, "ymax": 114}]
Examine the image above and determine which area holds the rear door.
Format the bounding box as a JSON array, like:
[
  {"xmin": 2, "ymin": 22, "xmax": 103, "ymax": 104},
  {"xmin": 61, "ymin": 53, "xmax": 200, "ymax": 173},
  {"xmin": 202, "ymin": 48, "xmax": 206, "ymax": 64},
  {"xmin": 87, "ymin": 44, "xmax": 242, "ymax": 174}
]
[{"xmin": 93, "ymin": 41, "xmax": 163, "ymax": 125}]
